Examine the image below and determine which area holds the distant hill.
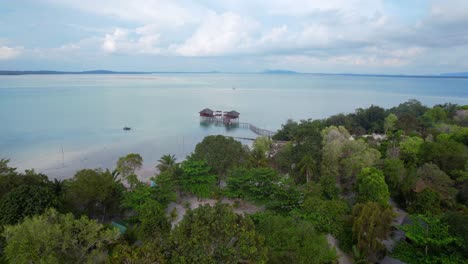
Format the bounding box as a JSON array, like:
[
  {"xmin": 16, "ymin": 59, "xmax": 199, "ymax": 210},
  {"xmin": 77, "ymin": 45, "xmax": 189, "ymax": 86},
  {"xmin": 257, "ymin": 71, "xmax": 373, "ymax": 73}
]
[
  {"xmin": 440, "ymin": 72, "xmax": 468, "ymax": 77},
  {"xmin": 0, "ymin": 70, "xmax": 219, "ymax": 75},
  {"xmin": 0, "ymin": 70, "xmax": 151, "ymax": 75},
  {"xmin": 262, "ymin": 69, "xmax": 298, "ymax": 74}
]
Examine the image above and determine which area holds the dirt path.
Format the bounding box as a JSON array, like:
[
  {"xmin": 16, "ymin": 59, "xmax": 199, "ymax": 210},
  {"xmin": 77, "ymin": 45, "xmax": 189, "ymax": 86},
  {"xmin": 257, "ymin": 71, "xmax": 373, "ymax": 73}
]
[{"xmin": 326, "ymin": 234, "xmax": 353, "ymax": 264}]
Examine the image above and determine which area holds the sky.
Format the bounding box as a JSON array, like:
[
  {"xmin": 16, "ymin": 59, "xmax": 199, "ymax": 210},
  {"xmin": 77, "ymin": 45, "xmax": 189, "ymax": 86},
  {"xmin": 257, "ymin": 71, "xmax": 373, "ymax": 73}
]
[{"xmin": 1, "ymin": 0, "xmax": 468, "ymax": 74}]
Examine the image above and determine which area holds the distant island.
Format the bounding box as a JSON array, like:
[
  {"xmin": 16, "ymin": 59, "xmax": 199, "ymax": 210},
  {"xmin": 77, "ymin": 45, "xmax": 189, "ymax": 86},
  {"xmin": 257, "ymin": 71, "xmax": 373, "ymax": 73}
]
[
  {"xmin": 440, "ymin": 72, "xmax": 468, "ymax": 77},
  {"xmin": 1, "ymin": 69, "xmax": 468, "ymax": 78}
]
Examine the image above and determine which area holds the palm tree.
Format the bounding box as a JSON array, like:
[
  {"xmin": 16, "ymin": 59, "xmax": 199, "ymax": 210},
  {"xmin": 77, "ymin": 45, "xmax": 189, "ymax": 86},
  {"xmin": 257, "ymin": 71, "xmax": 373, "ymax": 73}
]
[
  {"xmin": 298, "ymin": 154, "xmax": 316, "ymax": 183},
  {"xmin": 156, "ymin": 154, "xmax": 178, "ymax": 174}
]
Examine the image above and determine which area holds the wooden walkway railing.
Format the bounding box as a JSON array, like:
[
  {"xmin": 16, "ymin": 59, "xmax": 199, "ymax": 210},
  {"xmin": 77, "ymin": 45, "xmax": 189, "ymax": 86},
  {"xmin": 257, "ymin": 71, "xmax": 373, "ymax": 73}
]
[{"xmin": 201, "ymin": 117, "xmax": 275, "ymax": 137}]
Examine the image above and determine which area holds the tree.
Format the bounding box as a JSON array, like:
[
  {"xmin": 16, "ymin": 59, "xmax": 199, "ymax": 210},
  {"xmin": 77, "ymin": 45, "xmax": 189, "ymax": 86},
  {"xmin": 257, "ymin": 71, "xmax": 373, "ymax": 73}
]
[
  {"xmin": 423, "ymin": 106, "xmax": 447, "ymax": 124},
  {"xmin": 63, "ymin": 169, "xmax": 124, "ymax": 221},
  {"xmin": 156, "ymin": 154, "xmax": 178, "ymax": 174},
  {"xmin": 384, "ymin": 113, "xmax": 398, "ymax": 133},
  {"xmin": 300, "ymin": 196, "xmax": 349, "ymax": 235},
  {"xmin": 399, "ymin": 136, "xmax": 424, "ymax": 165},
  {"xmin": 180, "ymin": 159, "xmax": 216, "ymax": 198},
  {"xmin": 383, "ymin": 158, "xmax": 406, "ymax": 195},
  {"xmin": 354, "ymin": 105, "xmax": 386, "ymax": 133},
  {"xmin": 2, "ymin": 208, "xmax": 119, "ymax": 263},
  {"xmin": 169, "ymin": 203, "xmax": 266, "ymax": 263},
  {"xmin": 419, "ymin": 137, "xmax": 468, "ymax": 174},
  {"xmin": 0, "ymin": 167, "xmax": 51, "ymax": 201},
  {"xmin": 298, "ymin": 154, "xmax": 316, "ymax": 183},
  {"xmin": 414, "ymin": 163, "xmax": 456, "ymax": 204},
  {"xmin": 252, "ymin": 136, "xmax": 272, "ymax": 158},
  {"xmin": 321, "ymin": 126, "xmax": 351, "ymax": 178},
  {"xmin": 255, "ymin": 213, "xmax": 337, "ymax": 264},
  {"xmin": 352, "ymin": 202, "xmax": 394, "ymax": 260},
  {"xmin": 152, "ymin": 171, "xmax": 177, "ymax": 206},
  {"xmin": 135, "ymin": 199, "xmax": 170, "ymax": 241},
  {"xmin": 109, "ymin": 242, "xmax": 167, "ymax": 264},
  {"xmin": 116, "ymin": 153, "xmax": 143, "ymax": 178},
  {"xmin": 226, "ymin": 167, "xmax": 301, "ymax": 212},
  {"xmin": 442, "ymin": 211, "xmax": 468, "ymax": 258},
  {"xmin": 396, "ymin": 215, "xmax": 457, "ymax": 259},
  {"xmin": 339, "ymin": 140, "xmax": 381, "ymax": 189},
  {"xmin": 408, "ymin": 188, "xmax": 442, "ymax": 216},
  {"xmin": 356, "ymin": 167, "xmax": 390, "ymax": 207},
  {"xmin": 193, "ymin": 135, "xmax": 248, "ymax": 179},
  {"xmin": 0, "ymin": 184, "xmax": 58, "ymax": 225}
]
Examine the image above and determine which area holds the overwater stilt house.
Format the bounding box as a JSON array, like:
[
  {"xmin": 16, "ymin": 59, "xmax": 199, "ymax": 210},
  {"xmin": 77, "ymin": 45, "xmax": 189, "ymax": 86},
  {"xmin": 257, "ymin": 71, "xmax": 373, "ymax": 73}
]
[
  {"xmin": 223, "ymin": 110, "xmax": 240, "ymax": 124},
  {"xmin": 199, "ymin": 108, "xmax": 214, "ymax": 117},
  {"xmin": 199, "ymin": 108, "xmax": 240, "ymax": 125}
]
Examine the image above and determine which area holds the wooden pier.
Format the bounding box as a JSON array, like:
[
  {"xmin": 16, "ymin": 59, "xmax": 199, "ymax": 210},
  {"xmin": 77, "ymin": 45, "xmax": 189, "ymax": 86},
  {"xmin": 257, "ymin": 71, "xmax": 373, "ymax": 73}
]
[{"xmin": 199, "ymin": 108, "xmax": 276, "ymax": 137}]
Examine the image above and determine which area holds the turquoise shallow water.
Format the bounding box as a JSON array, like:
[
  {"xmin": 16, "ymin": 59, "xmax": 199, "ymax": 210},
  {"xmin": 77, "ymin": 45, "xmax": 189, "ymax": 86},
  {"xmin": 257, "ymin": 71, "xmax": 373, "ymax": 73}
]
[{"xmin": 1, "ymin": 73, "xmax": 467, "ymax": 178}]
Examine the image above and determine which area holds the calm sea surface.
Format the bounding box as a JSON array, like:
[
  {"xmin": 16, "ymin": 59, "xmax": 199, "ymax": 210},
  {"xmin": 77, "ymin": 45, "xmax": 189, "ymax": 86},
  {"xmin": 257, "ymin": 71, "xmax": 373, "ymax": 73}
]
[{"xmin": 1, "ymin": 74, "xmax": 467, "ymax": 178}]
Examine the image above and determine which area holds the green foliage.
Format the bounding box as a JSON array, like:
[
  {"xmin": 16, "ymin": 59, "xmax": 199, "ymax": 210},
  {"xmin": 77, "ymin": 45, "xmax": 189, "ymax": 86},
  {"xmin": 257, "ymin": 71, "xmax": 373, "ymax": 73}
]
[
  {"xmin": 0, "ymin": 185, "xmax": 58, "ymax": 225},
  {"xmin": 109, "ymin": 241, "xmax": 167, "ymax": 264},
  {"xmin": 226, "ymin": 167, "xmax": 301, "ymax": 213},
  {"xmin": 2, "ymin": 208, "xmax": 119, "ymax": 263},
  {"xmin": 273, "ymin": 119, "xmax": 298, "ymax": 141},
  {"xmin": 319, "ymin": 174, "xmax": 339, "ymax": 199},
  {"xmin": 451, "ymin": 126, "xmax": 468, "ymax": 145},
  {"xmin": 169, "ymin": 203, "xmax": 266, "ymax": 263},
  {"xmin": 442, "ymin": 211, "xmax": 468, "ymax": 258},
  {"xmin": 0, "ymin": 166, "xmax": 51, "ymax": 201},
  {"xmin": 390, "ymin": 99, "xmax": 428, "ymax": 133},
  {"xmin": 408, "ymin": 188, "xmax": 442, "ymax": 216},
  {"xmin": 273, "ymin": 142, "xmax": 294, "ymax": 173},
  {"xmin": 419, "ymin": 137, "xmax": 468, "ymax": 175},
  {"xmin": 193, "ymin": 135, "xmax": 248, "ymax": 177},
  {"xmin": 254, "ymin": 213, "xmax": 337, "ymax": 264},
  {"xmin": 356, "ymin": 167, "xmax": 390, "ymax": 206},
  {"xmin": 121, "ymin": 184, "xmax": 153, "ymax": 211},
  {"xmin": 423, "ymin": 106, "xmax": 448, "ymax": 124},
  {"xmin": 399, "ymin": 136, "xmax": 424, "ymax": 165},
  {"xmin": 415, "ymin": 163, "xmax": 456, "ymax": 204},
  {"xmin": 298, "ymin": 154, "xmax": 316, "ymax": 183},
  {"xmin": 180, "ymin": 159, "xmax": 216, "ymax": 198},
  {"xmin": 134, "ymin": 199, "xmax": 170, "ymax": 241},
  {"xmin": 156, "ymin": 154, "xmax": 178, "ymax": 174},
  {"xmin": 383, "ymin": 158, "xmax": 406, "ymax": 195},
  {"xmin": 152, "ymin": 171, "xmax": 177, "ymax": 206},
  {"xmin": 252, "ymin": 136, "xmax": 272, "ymax": 159},
  {"xmin": 354, "ymin": 105, "xmax": 387, "ymax": 133},
  {"xmin": 352, "ymin": 202, "xmax": 394, "ymax": 259},
  {"xmin": 63, "ymin": 169, "xmax": 124, "ymax": 220},
  {"xmin": 393, "ymin": 214, "xmax": 460, "ymax": 263},
  {"xmin": 384, "ymin": 113, "xmax": 398, "ymax": 133},
  {"xmin": 300, "ymin": 196, "xmax": 349, "ymax": 235},
  {"xmin": 321, "ymin": 126, "xmax": 381, "ymax": 190},
  {"xmin": 272, "ymin": 120, "xmax": 323, "ymax": 179},
  {"xmin": 116, "ymin": 153, "xmax": 143, "ymax": 177}
]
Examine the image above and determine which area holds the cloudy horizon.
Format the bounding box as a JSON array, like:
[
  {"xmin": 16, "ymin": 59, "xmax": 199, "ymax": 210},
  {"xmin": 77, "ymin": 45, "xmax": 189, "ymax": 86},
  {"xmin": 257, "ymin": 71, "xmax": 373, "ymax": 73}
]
[{"xmin": 1, "ymin": 0, "xmax": 468, "ymax": 74}]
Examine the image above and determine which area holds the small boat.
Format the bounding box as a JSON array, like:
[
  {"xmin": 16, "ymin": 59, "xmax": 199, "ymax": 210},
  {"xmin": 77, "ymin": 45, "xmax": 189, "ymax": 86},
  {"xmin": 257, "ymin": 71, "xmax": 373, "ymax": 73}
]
[{"xmin": 123, "ymin": 126, "xmax": 131, "ymax": 131}]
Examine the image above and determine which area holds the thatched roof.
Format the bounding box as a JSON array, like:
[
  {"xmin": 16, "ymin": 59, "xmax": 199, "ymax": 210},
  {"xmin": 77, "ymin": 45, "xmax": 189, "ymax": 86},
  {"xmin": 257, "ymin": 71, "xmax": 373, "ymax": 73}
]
[
  {"xmin": 199, "ymin": 108, "xmax": 214, "ymax": 114},
  {"xmin": 226, "ymin": 110, "xmax": 240, "ymax": 117}
]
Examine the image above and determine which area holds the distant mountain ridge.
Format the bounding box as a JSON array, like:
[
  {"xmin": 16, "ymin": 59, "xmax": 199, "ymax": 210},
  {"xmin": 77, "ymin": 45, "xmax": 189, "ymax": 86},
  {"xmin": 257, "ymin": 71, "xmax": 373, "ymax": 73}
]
[
  {"xmin": 262, "ymin": 69, "xmax": 298, "ymax": 74},
  {"xmin": 1, "ymin": 70, "xmax": 468, "ymax": 78},
  {"xmin": 440, "ymin": 72, "xmax": 468, "ymax": 77}
]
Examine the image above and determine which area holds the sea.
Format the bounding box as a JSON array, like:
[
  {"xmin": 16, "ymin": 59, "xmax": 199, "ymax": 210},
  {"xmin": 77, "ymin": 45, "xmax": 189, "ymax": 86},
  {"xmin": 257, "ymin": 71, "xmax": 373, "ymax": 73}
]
[{"xmin": 1, "ymin": 73, "xmax": 467, "ymax": 179}]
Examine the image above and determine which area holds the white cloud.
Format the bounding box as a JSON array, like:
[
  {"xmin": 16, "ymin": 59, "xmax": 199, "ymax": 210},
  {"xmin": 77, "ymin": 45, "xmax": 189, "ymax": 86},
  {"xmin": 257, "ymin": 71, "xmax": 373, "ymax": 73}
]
[
  {"xmin": 47, "ymin": 0, "xmax": 204, "ymax": 25},
  {"xmin": 172, "ymin": 12, "xmax": 259, "ymax": 56},
  {"xmin": 101, "ymin": 28, "xmax": 161, "ymax": 54},
  {"xmin": 30, "ymin": 0, "xmax": 468, "ymax": 72},
  {"xmin": 0, "ymin": 46, "xmax": 22, "ymax": 60}
]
